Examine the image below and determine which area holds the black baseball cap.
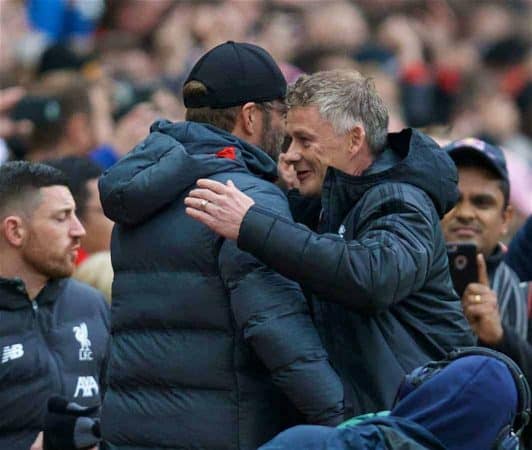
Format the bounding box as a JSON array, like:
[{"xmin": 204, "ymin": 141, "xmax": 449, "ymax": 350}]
[
  {"xmin": 443, "ymin": 138, "xmax": 509, "ymax": 183},
  {"xmin": 183, "ymin": 41, "xmax": 287, "ymax": 109}
]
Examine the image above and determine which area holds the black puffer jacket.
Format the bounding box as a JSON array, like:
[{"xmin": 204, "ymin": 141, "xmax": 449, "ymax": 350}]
[
  {"xmin": 238, "ymin": 128, "xmax": 475, "ymax": 416},
  {"xmin": 99, "ymin": 121, "xmax": 344, "ymax": 449},
  {"xmin": 0, "ymin": 277, "xmax": 110, "ymax": 450}
]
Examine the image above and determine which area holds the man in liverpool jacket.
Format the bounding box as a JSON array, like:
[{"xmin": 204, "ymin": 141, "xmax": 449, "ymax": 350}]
[
  {"xmin": 99, "ymin": 42, "xmax": 344, "ymax": 450},
  {"xmin": 0, "ymin": 161, "xmax": 109, "ymax": 450},
  {"xmin": 186, "ymin": 70, "xmax": 475, "ymax": 416}
]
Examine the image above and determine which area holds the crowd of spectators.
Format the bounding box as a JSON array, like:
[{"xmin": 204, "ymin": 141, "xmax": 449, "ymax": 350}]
[{"xmin": 1, "ymin": 1, "xmax": 530, "ymax": 220}]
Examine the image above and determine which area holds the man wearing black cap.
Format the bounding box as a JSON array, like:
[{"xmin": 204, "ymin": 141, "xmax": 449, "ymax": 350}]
[
  {"xmin": 98, "ymin": 41, "xmax": 344, "ymax": 449},
  {"xmin": 441, "ymin": 138, "xmax": 532, "ymax": 396}
]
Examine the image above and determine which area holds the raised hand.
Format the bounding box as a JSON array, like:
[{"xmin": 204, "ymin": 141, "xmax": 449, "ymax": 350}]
[{"xmin": 461, "ymin": 253, "xmax": 503, "ymax": 345}]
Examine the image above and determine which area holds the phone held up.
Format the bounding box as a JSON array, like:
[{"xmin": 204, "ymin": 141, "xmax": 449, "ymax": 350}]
[{"xmin": 446, "ymin": 242, "xmax": 478, "ymax": 298}]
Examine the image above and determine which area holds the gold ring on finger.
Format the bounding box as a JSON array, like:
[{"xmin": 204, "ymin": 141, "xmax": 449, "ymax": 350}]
[
  {"xmin": 474, "ymin": 294, "xmax": 482, "ymax": 304},
  {"xmin": 200, "ymin": 199, "xmax": 208, "ymax": 210}
]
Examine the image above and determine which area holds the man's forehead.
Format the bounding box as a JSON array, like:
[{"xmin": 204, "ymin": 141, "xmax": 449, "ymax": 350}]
[
  {"xmin": 458, "ymin": 165, "xmax": 502, "ymax": 186},
  {"xmin": 38, "ymin": 185, "xmax": 75, "ymax": 209},
  {"xmin": 287, "ymin": 105, "xmax": 323, "ymax": 131},
  {"xmin": 457, "ymin": 167, "xmax": 504, "ymax": 199}
]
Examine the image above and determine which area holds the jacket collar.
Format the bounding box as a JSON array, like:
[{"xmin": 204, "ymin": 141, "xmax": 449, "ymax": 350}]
[
  {"xmin": 0, "ymin": 277, "xmax": 66, "ymax": 310},
  {"xmin": 319, "ymin": 128, "xmax": 459, "ymax": 233},
  {"xmin": 486, "ymin": 244, "xmax": 505, "ymax": 280}
]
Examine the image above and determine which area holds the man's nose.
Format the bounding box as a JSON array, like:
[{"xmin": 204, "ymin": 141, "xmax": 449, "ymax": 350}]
[
  {"xmin": 284, "ymin": 139, "xmax": 301, "ymax": 164},
  {"xmin": 454, "ymin": 199, "xmax": 475, "ymax": 221},
  {"xmin": 71, "ymin": 214, "xmax": 87, "ymax": 238}
]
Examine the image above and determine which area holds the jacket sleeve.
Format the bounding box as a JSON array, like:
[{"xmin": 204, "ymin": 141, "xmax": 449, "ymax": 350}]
[
  {"xmin": 491, "ymin": 324, "xmax": 532, "ymax": 387},
  {"xmin": 237, "ymin": 184, "xmax": 436, "ymax": 312},
  {"xmin": 218, "ymin": 185, "xmax": 344, "ymax": 426}
]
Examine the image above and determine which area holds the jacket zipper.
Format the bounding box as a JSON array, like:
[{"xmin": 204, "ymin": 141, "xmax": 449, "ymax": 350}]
[{"xmin": 32, "ymin": 301, "xmax": 63, "ymax": 396}]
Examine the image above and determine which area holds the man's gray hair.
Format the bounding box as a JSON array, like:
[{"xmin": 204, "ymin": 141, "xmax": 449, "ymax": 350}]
[{"xmin": 286, "ymin": 70, "xmax": 389, "ymax": 156}]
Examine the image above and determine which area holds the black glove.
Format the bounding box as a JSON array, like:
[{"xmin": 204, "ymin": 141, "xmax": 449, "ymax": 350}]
[{"xmin": 43, "ymin": 396, "xmax": 101, "ymax": 450}]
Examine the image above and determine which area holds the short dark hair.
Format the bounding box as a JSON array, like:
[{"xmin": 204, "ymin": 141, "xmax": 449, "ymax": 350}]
[
  {"xmin": 0, "ymin": 161, "xmax": 68, "ymax": 218},
  {"xmin": 453, "ymin": 153, "xmax": 510, "ymax": 208},
  {"xmin": 44, "ymin": 156, "xmax": 102, "ymax": 221}
]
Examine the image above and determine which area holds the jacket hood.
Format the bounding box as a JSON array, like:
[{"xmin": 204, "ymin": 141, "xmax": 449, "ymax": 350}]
[
  {"xmin": 99, "ymin": 120, "xmax": 277, "ymax": 226},
  {"xmin": 326, "ymin": 128, "xmax": 459, "ymax": 220},
  {"xmin": 391, "ymin": 355, "xmax": 518, "ymax": 450}
]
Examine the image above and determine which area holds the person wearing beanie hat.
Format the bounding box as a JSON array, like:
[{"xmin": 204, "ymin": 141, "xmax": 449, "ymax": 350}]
[
  {"xmin": 440, "ymin": 137, "xmax": 532, "ymax": 446},
  {"xmin": 98, "ymin": 42, "xmax": 345, "ymax": 449}
]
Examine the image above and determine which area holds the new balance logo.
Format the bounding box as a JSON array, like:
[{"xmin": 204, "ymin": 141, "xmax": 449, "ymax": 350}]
[
  {"xmin": 73, "ymin": 376, "xmax": 99, "ymax": 398},
  {"xmin": 2, "ymin": 344, "xmax": 24, "ymax": 363}
]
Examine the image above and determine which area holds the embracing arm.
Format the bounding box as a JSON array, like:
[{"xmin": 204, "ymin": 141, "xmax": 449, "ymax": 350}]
[{"xmin": 237, "ymin": 185, "xmax": 435, "ymax": 312}]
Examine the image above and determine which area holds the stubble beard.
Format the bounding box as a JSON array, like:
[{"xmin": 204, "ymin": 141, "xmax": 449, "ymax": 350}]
[
  {"xmin": 259, "ymin": 110, "xmax": 285, "ymax": 162},
  {"xmin": 23, "ymin": 233, "xmax": 75, "ymax": 280}
]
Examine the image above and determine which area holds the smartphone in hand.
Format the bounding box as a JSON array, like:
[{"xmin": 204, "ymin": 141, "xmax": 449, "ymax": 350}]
[{"xmin": 446, "ymin": 243, "xmax": 478, "ymax": 297}]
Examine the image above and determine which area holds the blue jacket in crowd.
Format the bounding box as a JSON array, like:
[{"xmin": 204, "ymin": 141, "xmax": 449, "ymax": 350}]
[
  {"xmin": 0, "ymin": 277, "xmax": 110, "ymax": 450},
  {"xmin": 237, "ymin": 128, "xmax": 475, "ymax": 416},
  {"xmin": 98, "ymin": 121, "xmax": 345, "ymax": 449}
]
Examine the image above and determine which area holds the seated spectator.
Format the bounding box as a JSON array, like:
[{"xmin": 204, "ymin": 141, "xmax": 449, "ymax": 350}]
[
  {"xmin": 260, "ymin": 348, "xmax": 529, "ymax": 450},
  {"xmin": 45, "ymin": 156, "xmax": 113, "ymax": 264},
  {"xmin": 0, "ymin": 161, "xmax": 109, "ymax": 450}
]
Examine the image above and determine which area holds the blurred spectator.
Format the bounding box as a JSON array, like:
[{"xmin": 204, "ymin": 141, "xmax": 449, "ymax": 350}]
[
  {"xmin": 0, "ymin": 87, "xmax": 28, "ymax": 139},
  {"xmin": 27, "ymin": 0, "xmax": 104, "ymax": 44},
  {"xmin": 74, "ymin": 251, "xmax": 113, "ymax": 303},
  {"xmin": 19, "ymin": 72, "xmax": 96, "ymax": 161},
  {"xmin": 1, "ymin": 0, "xmax": 529, "ymax": 323},
  {"xmin": 44, "ymin": 156, "xmax": 113, "ymax": 262},
  {"xmin": 0, "ymin": 161, "xmax": 109, "ymax": 450},
  {"xmin": 302, "ymin": 1, "xmax": 368, "ymax": 52}
]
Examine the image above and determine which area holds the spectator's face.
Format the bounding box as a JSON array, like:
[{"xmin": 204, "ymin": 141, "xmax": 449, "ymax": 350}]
[
  {"xmin": 80, "ymin": 179, "xmax": 113, "ymax": 254},
  {"xmin": 21, "ymin": 186, "xmax": 86, "ymax": 278},
  {"xmin": 441, "ymin": 166, "xmax": 511, "ymax": 257},
  {"xmin": 285, "ymin": 105, "xmax": 349, "ymax": 197}
]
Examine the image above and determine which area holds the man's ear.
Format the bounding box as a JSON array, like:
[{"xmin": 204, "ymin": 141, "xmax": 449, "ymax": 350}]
[
  {"xmin": 238, "ymin": 102, "xmax": 260, "ymax": 137},
  {"xmin": 347, "ymin": 124, "xmax": 366, "ymax": 156},
  {"xmin": 2, "ymin": 216, "xmax": 26, "ymax": 247},
  {"xmin": 501, "ymin": 204, "xmax": 514, "ymax": 236}
]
